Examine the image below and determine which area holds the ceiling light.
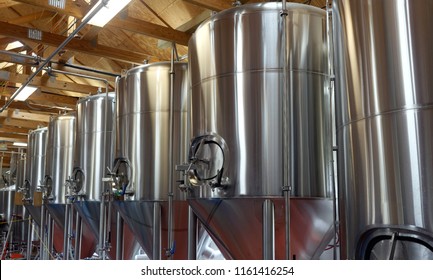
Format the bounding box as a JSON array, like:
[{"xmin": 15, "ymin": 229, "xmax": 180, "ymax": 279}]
[
  {"xmin": 13, "ymin": 142, "xmax": 28, "ymax": 147},
  {"xmin": 82, "ymin": 0, "xmax": 132, "ymax": 27},
  {"xmin": 15, "ymin": 85, "xmax": 38, "ymax": 101}
]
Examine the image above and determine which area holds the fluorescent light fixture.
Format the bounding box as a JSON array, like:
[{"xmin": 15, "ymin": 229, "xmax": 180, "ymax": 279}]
[
  {"xmin": 15, "ymin": 85, "xmax": 38, "ymax": 101},
  {"xmin": 83, "ymin": 0, "xmax": 132, "ymax": 27},
  {"xmin": 13, "ymin": 142, "xmax": 28, "ymax": 147}
]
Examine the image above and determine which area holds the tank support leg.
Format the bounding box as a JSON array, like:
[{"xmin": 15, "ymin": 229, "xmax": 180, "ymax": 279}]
[
  {"xmin": 263, "ymin": 199, "xmax": 275, "ymax": 260},
  {"xmin": 152, "ymin": 202, "xmax": 161, "ymax": 260},
  {"xmin": 188, "ymin": 206, "xmax": 197, "ymax": 260}
]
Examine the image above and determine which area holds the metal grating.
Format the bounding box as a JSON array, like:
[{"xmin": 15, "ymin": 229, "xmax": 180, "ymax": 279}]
[
  {"xmin": 48, "ymin": 0, "xmax": 66, "ymax": 9},
  {"xmin": 27, "ymin": 29, "xmax": 42, "ymax": 40}
]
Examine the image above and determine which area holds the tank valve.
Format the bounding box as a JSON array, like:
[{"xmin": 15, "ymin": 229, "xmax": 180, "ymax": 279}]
[
  {"xmin": 177, "ymin": 134, "xmax": 230, "ymax": 192},
  {"xmin": 105, "ymin": 160, "xmax": 133, "ymax": 197}
]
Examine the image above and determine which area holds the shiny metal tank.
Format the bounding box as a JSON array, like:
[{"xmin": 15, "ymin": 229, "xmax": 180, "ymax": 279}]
[
  {"xmin": 44, "ymin": 113, "xmax": 97, "ymax": 258},
  {"xmin": 75, "ymin": 93, "xmax": 115, "ymax": 200},
  {"xmin": 115, "ymin": 62, "xmax": 190, "ymax": 259},
  {"xmin": 45, "ymin": 113, "xmax": 76, "ymax": 204},
  {"xmin": 26, "ymin": 127, "xmax": 48, "ymax": 200},
  {"xmin": 333, "ymin": 0, "xmax": 433, "ymax": 259},
  {"xmin": 73, "ymin": 93, "xmax": 139, "ymax": 260},
  {"xmin": 188, "ymin": 2, "xmax": 331, "ymax": 198},
  {"xmin": 187, "ymin": 2, "xmax": 334, "ymax": 259},
  {"xmin": 0, "ymin": 186, "xmax": 14, "ymax": 224},
  {"xmin": 116, "ymin": 62, "xmax": 189, "ymax": 201}
]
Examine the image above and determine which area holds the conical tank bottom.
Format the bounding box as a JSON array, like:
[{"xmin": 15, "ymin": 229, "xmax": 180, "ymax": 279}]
[
  {"xmin": 73, "ymin": 201, "xmax": 99, "ymax": 238},
  {"xmin": 24, "ymin": 205, "xmax": 41, "ymax": 227},
  {"xmin": 188, "ymin": 197, "xmax": 335, "ymax": 260},
  {"xmin": 73, "ymin": 200, "xmax": 139, "ymax": 260},
  {"xmin": 46, "ymin": 203, "xmax": 97, "ymax": 258},
  {"xmin": 114, "ymin": 200, "xmax": 189, "ymax": 260}
]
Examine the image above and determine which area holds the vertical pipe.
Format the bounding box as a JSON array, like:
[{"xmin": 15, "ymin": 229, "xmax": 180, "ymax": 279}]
[
  {"xmin": 262, "ymin": 199, "xmax": 275, "ymax": 260},
  {"xmin": 63, "ymin": 203, "xmax": 70, "ymax": 260},
  {"xmin": 106, "ymin": 200, "xmax": 112, "ymax": 249},
  {"xmin": 26, "ymin": 216, "xmax": 32, "ymax": 260},
  {"xmin": 283, "ymin": 186, "xmax": 291, "ymax": 259},
  {"xmin": 281, "ymin": 0, "xmax": 289, "ymax": 191},
  {"xmin": 153, "ymin": 202, "xmax": 161, "ymax": 260},
  {"xmin": 116, "ymin": 211, "xmax": 123, "ymax": 260},
  {"xmin": 326, "ymin": 0, "xmax": 339, "ymax": 260},
  {"xmin": 280, "ymin": 0, "xmax": 291, "ymax": 261},
  {"xmin": 47, "ymin": 213, "xmax": 53, "ymax": 259},
  {"xmin": 166, "ymin": 43, "xmax": 175, "ymax": 259},
  {"xmin": 39, "ymin": 203, "xmax": 46, "ymax": 260},
  {"xmin": 21, "ymin": 207, "xmax": 28, "ymax": 244},
  {"xmin": 74, "ymin": 208, "xmax": 82, "ymax": 260},
  {"xmin": 188, "ymin": 206, "xmax": 197, "ymax": 260},
  {"xmin": 98, "ymin": 197, "xmax": 106, "ymax": 259}
]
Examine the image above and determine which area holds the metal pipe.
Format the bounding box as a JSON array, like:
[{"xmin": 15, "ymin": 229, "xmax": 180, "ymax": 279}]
[
  {"xmin": 102, "ymin": 81, "xmax": 110, "ymax": 252},
  {"xmin": 166, "ymin": 43, "xmax": 175, "ymax": 259},
  {"xmin": 282, "ymin": 186, "xmax": 291, "ymax": 259},
  {"xmin": 63, "ymin": 202, "xmax": 70, "ymax": 260},
  {"xmin": 47, "ymin": 214, "xmax": 53, "ymax": 259},
  {"xmin": 0, "ymin": 50, "xmax": 35, "ymax": 60},
  {"xmin": 280, "ymin": 0, "xmax": 292, "ymax": 261},
  {"xmin": 116, "ymin": 211, "xmax": 123, "ymax": 260},
  {"xmin": 0, "ymin": 49, "xmax": 119, "ymax": 77},
  {"xmin": 262, "ymin": 199, "xmax": 275, "ymax": 260},
  {"xmin": 188, "ymin": 206, "xmax": 197, "ymax": 260},
  {"xmin": 21, "ymin": 206, "xmax": 28, "ymax": 246},
  {"xmin": 46, "ymin": 67, "xmax": 110, "ymax": 84},
  {"xmin": 153, "ymin": 202, "xmax": 161, "ymax": 260},
  {"xmin": 0, "ymin": 0, "xmax": 107, "ymax": 113},
  {"xmin": 39, "ymin": 203, "xmax": 46, "ymax": 260},
  {"xmin": 106, "ymin": 199, "xmax": 112, "ymax": 250},
  {"xmin": 326, "ymin": 0, "xmax": 339, "ymax": 260},
  {"xmin": 98, "ymin": 196, "xmax": 106, "ymax": 259},
  {"xmin": 26, "ymin": 216, "xmax": 32, "ymax": 260},
  {"xmin": 74, "ymin": 207, "xmax": 82, "ymax": 260}
]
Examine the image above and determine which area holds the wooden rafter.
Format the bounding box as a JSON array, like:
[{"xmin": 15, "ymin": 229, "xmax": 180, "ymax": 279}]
[
  {"xmin": 0, "ymin": 21, "xmax": 150, "ymax": 64},
  {"xmin": 107, "ymin": 17, "xmax": 191, "ymax": 46},
  {"xmin": 0, "ymin": 70, "xmax": 104, "ymax": 94},
  {"xmin": 12, "ymin": 0, "xmax": 87, "ymax": 18}
]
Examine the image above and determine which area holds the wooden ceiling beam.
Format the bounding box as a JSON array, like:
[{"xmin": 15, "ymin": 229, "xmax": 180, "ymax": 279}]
[
  {"xmin": 13, "ymin": 0, "xmax": 87, "ymax": 18},
  {"xmin": 0, "ymin": 133, "xmax": 28, "ymax": 142},
  {"xmin": 7, "ymin": 10, "xmax": 56, "ymax": 25},
  {"xmin": 183, "ymin": 0, "xmax": 290, "ymax": 12},
  {"xmin": 2, "ymin": 100, "xmax": 69, "ymax": 114},
  {"xmin": 0, "ymin": 51, "xmax": 119, "ymax": 82},
  {"xmin": 0, "ymin": 125, "xmax": 30, "ymax": 135},
  {"xmin": 0, "ymin": 21, "xmax": 149, "ymax": 64},
  {"xmin": 0, "ymin": 0, "xmax": 18, "ymax": 9},
  {"xmin": 0, "ymin": 108, "xmax": 51, "ymax": 123},
  {"xmin": 183, "ymin": 0, "xmax": 234, "ymax": 12},
  {"xmin": 1, "ymin": 116, "xmax": 47, "ymax": 129},
  {"xmin": 0, "ymin": 70, "xmax": 103, "ymax": 94},
  {"xmin": 107, "ymin": 17, "xmax": 191, "ymax": 46}
]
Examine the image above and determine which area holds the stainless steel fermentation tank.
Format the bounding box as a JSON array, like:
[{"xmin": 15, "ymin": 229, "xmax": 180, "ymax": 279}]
[
  {"xmin": 0, "ymin": 153, "xmax": 20, "ymax": 226},
  {"xmin": 43, "ymin": 113, "xmax": 96, "ymax": 258},
  {"xmin": 186, "ymin": 2, "xmax": 334, "ymax": 259},
  {"xmin": 23, "ymin": 127, "xmax": 48, "ymax": 228},
  {"xmin": 114, "ymin": 62, "xmax": 190, "ymax": 259},
  {"xmin": 72, "ymin": 93, "xmax": 138, "ymax": 259},
  {"xmin": 333, "ymin": 0, "xmax": 433, "ymax": 259}
]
